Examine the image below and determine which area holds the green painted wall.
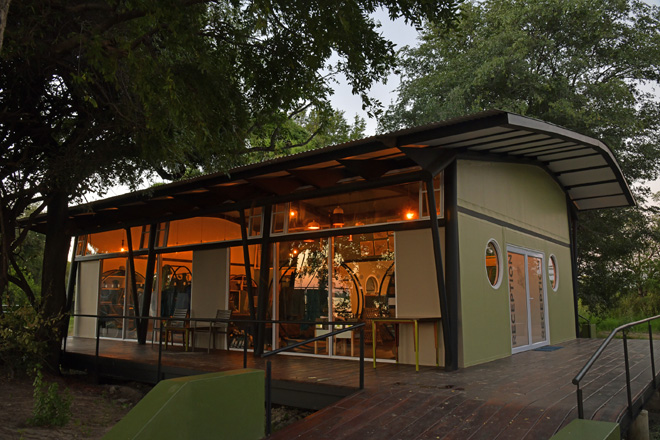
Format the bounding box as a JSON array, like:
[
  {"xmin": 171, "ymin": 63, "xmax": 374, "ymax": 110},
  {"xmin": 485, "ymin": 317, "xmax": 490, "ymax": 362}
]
[
  {"xmin": 104, "ymin": 369, "xmax": 265, "ymax": 440},
  {"xmin": 458, "ymin": 160, "xmax": 569, "ymax": 242},
  {"xmin": 456, "ymin": 160, "xmax": 576, "ymax": 368}
]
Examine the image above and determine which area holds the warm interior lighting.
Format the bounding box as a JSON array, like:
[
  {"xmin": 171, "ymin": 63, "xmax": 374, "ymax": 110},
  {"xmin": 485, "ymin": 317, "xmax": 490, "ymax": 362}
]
[
  {"xmin": 290, "ymin": 209, "xmax": 297, "ymax": 218},
  {"xmin": 120, "ymin": 239, "xmax": 125, "ymax": 253},
  {"xmin": 307, "ymin": 220, "xmax": 320, "ymax": 230},
  {"xmin": 332, "ymin": 206, "xmax": 345, "ymax": 228},
  {"xmin": 405, "ymin": 210, "xmax": 416, "ymax": 220}
]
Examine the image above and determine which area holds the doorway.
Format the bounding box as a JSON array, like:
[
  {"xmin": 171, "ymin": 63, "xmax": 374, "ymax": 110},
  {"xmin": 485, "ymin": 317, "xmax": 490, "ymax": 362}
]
[{"xmin": 506, "ymin": 246, "xmax": 549, "ymax": 353}]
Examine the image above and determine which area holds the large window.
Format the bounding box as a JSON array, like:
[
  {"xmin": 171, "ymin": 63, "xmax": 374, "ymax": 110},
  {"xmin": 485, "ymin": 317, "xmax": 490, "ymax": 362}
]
[
  {"xmin": 271, "ymin": 175, "xmax": 443, "ymax": 235},
  {"xmin": 98, "ymin": 257, "xmax": 146, "ymax": 339},
  {"xmin": 273, "ymin": 232, "xmax": 397, "ymax": 359}
]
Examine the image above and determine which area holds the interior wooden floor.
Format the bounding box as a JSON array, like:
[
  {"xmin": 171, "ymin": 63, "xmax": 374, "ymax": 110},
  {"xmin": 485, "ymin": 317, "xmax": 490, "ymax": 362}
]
[{"xmin": 63, "ymin": 336, "xmax": 660, "ymax": 439}]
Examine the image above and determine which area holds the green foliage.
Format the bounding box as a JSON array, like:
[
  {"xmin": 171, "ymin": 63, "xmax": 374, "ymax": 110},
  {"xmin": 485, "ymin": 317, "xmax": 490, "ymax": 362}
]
[
  {"xmin": 0, "ymin": 307, "xmax": 56, "ymax": 375},
  {"xmin": 28, "ymin": 368, "xmax": 72, "ymax": 427},
  {"xmin": 246, "ymin": 107, "xmax": 367, "ymax": 163},
  {"xmin": 1, "ymin": 0, "xmax": 460, "ymax": 367},
  {"xmin": 380, "ymin": 0, "xmax": 660, "ymax": 310}
]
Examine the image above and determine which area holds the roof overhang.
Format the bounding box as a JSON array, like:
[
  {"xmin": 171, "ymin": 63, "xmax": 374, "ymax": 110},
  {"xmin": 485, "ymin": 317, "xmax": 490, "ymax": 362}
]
[{"xmin": 28, "ymin": 110, "xmax": 634, "ymax": 235}]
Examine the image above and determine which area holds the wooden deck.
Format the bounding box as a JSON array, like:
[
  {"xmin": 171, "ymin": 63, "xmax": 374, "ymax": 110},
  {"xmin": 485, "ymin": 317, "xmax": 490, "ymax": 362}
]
[{"xmin": 63, "ymin": 336, "xmax": 660, "ymax": 439}]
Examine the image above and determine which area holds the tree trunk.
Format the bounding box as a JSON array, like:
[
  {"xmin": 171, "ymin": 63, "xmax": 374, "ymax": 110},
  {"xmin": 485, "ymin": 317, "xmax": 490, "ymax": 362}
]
[
  {"xmin": 39, "ymin": 191, "xmax": 70, "ymax": 372},
  {"xmin": 0, "ymin": 201, "xmax": 11, "ymax": 313},
  {"xmin": 0, "ymin": 0, "xmax": 10, "ymax": 53}
]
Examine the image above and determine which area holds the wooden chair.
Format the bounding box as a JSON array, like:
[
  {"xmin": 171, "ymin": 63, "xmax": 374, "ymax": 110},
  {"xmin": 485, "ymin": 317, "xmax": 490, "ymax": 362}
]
[
  {"xmin": 195, "ymin": 309, "xmax": 231, "ymax": 352},
  {"xmin": 163, "ymin": 308, "xmax": 192, "ymax": 351}
]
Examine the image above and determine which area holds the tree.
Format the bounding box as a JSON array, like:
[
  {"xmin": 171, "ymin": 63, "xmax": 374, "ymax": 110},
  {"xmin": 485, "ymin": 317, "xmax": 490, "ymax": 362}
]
[
  {"xmin": 379, "ymin": 0, "xmax": 660, "ymax": 310},
  {"xmin": 1, "ymin": 0, "xmax": 460, "ymax": 369},
  {"xmin": 247, "ymin": 107, "xmax": 367, "ymax": 162}
]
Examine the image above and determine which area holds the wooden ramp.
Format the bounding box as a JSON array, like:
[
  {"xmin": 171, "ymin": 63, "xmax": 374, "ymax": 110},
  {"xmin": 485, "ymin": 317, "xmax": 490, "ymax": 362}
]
[{"xmin": 63, "ymin": 337, "xmax": 660, "ymax": 439}]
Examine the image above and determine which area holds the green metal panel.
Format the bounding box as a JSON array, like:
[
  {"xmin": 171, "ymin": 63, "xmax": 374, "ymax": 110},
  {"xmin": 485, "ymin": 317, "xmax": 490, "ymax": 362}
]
[
  {"xmin": 457, "ymin": 160, "xmax": 570, "ymax": 243},
  {"xmin": 550, "ymin": 419, "xmax": 620, "ymax": 440},
  {"xmin": 104, "ymin": 369, "xmax": 265, "ymax": 440},
  {"xmin": 457, "ymin": 213, "xmax": 511, "ymax": 367},
  {"xmin": 456, "ymin": 160, "xmax": 576, "ymax": 367}
]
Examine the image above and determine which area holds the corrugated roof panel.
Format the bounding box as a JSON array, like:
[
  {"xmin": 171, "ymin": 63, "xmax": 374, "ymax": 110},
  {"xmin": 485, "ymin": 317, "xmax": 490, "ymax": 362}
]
[
  {"xmin": 440, "ymin": 130, "xmax": 533, "ymax": 149},
  {"xmin": 548, "ymin": 155, "xmax": 608, "ymax": 173},
  {"xmin": 424, "ymin": 127, "xmax": 517, "ymax": 147},
  {"xmin": 483, "ymin": 134, "xmax": 553, "ymax": 153},
  {"xmin": 512, "ymin": 142, "xmax": 580, "ymax": 156},
  {"xmin": 537, "ymin": 148, "xmax": 597, "ymax": 162},
  {"xmin": 568, "ymin": 182, "xmax": 624, "ymax": 199},
  {"xmin": 575, "ymin": 194, "xmax": 630, "ymax": 210},
  {"xmin": 559, "ymin": 168, "xmax": 617, "ymax": 187}
]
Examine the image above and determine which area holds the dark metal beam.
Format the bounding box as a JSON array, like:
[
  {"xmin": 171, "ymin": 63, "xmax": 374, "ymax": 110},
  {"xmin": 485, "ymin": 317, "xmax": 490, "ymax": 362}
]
[
  {"xmin": 568, "ymin": 199, "xmax": 581, "ymax": 338},
  {"xmin": 338, "ymin": 159, "xmax": 399, "ymax": 180},
  {"xmin": 254, "ymin": 204, "xmax": 272, "ymax": 356},
  {"xmin": 287, "ymin": 168, "xmax": 348, "ymax": 189},
  {"xmin": 137, "ymin": 223, "xmax": 158, "ymax": 344},
  {"xmin": 424, "ymin": 177, "xmax": 453, "ymax": 370},
  {"xmin": 247, "ymin": 177, "xmax": 305, "ymax": 196},
  {"xmin": 444, "ymin": 161, "xmax": 460, "ymax": 371},
  {"xmin": 400, "ymin": 148, "xmax": 457, "ymax": 176},
  {"xmin": 65, "ymin": 237, "xmax": 79, "ymax": 314},
  {"xmin": 239, "ymin": 209, "xmax": 257, "ymax": 324},
  {"xmin": 63, "ymin": 237, "xmax": 79, "ymax": 353},
  {"xmin": 125, "ymin": 227, "xmax": 140, "ymax": 319}
]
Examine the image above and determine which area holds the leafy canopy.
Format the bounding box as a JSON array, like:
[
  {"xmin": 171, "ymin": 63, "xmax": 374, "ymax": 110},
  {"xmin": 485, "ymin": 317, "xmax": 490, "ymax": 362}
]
[
  {"xmin": 0, "ymin": 0, "xmax": 461, "ymax": 358},
  {"xmin": 379, "ymin": 0, "xmax": 660, "ymax": 310},
  {"xmin": 381, "ymin": 0, "xmax": 660, "ymax": 183}
]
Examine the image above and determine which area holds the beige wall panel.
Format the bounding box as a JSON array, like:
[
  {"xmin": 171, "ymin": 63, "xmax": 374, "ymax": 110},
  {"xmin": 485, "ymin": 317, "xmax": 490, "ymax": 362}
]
[
  {"xmin": 457, "ymin": 214, "xmax": 511, "ymax": 367},
  {"xmin": 457, "ymin": 160, "xmax": 569, "ymax": 242},
  {"xmin": 191, "ymin": 248, "xmax": 230, "ymax": 349},
  {"xmin": 74, "ymin": 260, "xmax": 100, "ymax": 338},
  {"xmin": 395, "ymin": 228, "xmax": 444, "ymax": 366}
]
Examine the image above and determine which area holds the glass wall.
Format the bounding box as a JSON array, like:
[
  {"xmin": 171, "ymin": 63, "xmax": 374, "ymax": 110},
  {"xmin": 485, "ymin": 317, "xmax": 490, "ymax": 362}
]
[
  {"xmin": 158, "ymin": 252, "xmax": 193, "ymax": 318},
  {"xmin": 228, "ymin": 245, "xmax": 271, "ymax": 350},
  {"xmin": 271, "ymin": 174, "xmax": 443, "ymax": 236},
  {"xmin": 276, "ymin": 239, "xmax": 329, "ymax": 354},
  {"xmin": 77, "ymin": 227, "xmax": 143, "ymax": 256},
  {"xmin": 273, "ymin": 232, "xmax": 397, "ymax": 359},
  {"xmin": 98, "ymin": 257, "xmax": 146, "ymax": 339}
]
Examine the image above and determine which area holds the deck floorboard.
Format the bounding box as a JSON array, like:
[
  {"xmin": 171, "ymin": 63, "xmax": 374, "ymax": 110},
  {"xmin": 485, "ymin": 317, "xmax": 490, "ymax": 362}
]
[{"xmin": 63, "ymin": 336, "xmax": 660, "ymax": 439}]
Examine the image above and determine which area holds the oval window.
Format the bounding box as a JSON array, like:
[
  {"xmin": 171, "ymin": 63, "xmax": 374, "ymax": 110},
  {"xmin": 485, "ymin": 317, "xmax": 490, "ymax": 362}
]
[
  {"xmin": 485, "ymin": 240, "xmax": 501, "ymax": 288},
  {"xmin": 549, "ymin": 255, "xmax": 559, "ymax": 291}
]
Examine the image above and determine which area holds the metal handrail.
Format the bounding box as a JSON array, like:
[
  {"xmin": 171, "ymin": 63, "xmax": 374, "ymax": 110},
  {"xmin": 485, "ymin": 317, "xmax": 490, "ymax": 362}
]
[
  {"xmin": 65, "ymin": 312, "xmax": 368, "ymax": 436},
  {"xmin": 572, "ymin": 314, "xmax": 660, "ymax": 419},
  {"xmin": 261, "ymin": 322, "xmax": 366, "ymax": 436},
  {"xmin": 578, "ymin": 314, "xmax": 591, "ymax": 325}
]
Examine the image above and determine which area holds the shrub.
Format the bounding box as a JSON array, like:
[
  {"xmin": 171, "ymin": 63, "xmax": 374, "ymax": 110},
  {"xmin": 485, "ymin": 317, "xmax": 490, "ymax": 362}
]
[
  {"xmin": 29, "ymin": 368, "xmax": 72, "ymax": 427},
  {"xmin": 0, "ymin": 306, "xmax": 58, "ymax": 376}
]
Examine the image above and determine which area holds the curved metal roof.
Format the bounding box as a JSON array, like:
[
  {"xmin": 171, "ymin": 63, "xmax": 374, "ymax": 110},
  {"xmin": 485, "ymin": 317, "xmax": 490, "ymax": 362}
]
[{"xmin": 32, "ymin": 110, "xmax": 633, "ymax": 235}]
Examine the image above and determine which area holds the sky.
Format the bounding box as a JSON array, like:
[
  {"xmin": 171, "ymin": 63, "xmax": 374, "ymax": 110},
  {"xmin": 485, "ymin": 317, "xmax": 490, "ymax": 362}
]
[{"xmin": 328, "ymin": 9, "xmax": 419, "ymax": 136}]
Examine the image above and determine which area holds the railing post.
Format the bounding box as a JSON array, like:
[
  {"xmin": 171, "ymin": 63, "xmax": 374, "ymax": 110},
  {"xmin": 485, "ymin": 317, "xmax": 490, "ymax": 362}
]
[
  {"xmin": 359, "ymin": 326, "xmax": 364, "ymax": 390},
  {"xmin": 95, "ymin": 316, "xmax": 101, "ymax": 382},
  {"xmin": 157, "ymin": 318, "xmax": 163, "ymax": 383},
  {"xmin": 650, "ymin": 322, "xmax": 657, "ymax": 389},
  {"xmin": 244, "ymin": 327, "xmax": 249, "ymax": 368},
  {"xmin": 62, "ymin": 313, "xmax": 69, "ymax": 354},
  {"xmin": 576, "ymin": 385, "xmax": 584, "ymax": 419},
  {"xmin": 623, "ymin": 331, "xmax": 633, "ymax": 416},
  {"xmin": 266, "ymin": 360, "xmax": 272, "ymax": 437}
]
